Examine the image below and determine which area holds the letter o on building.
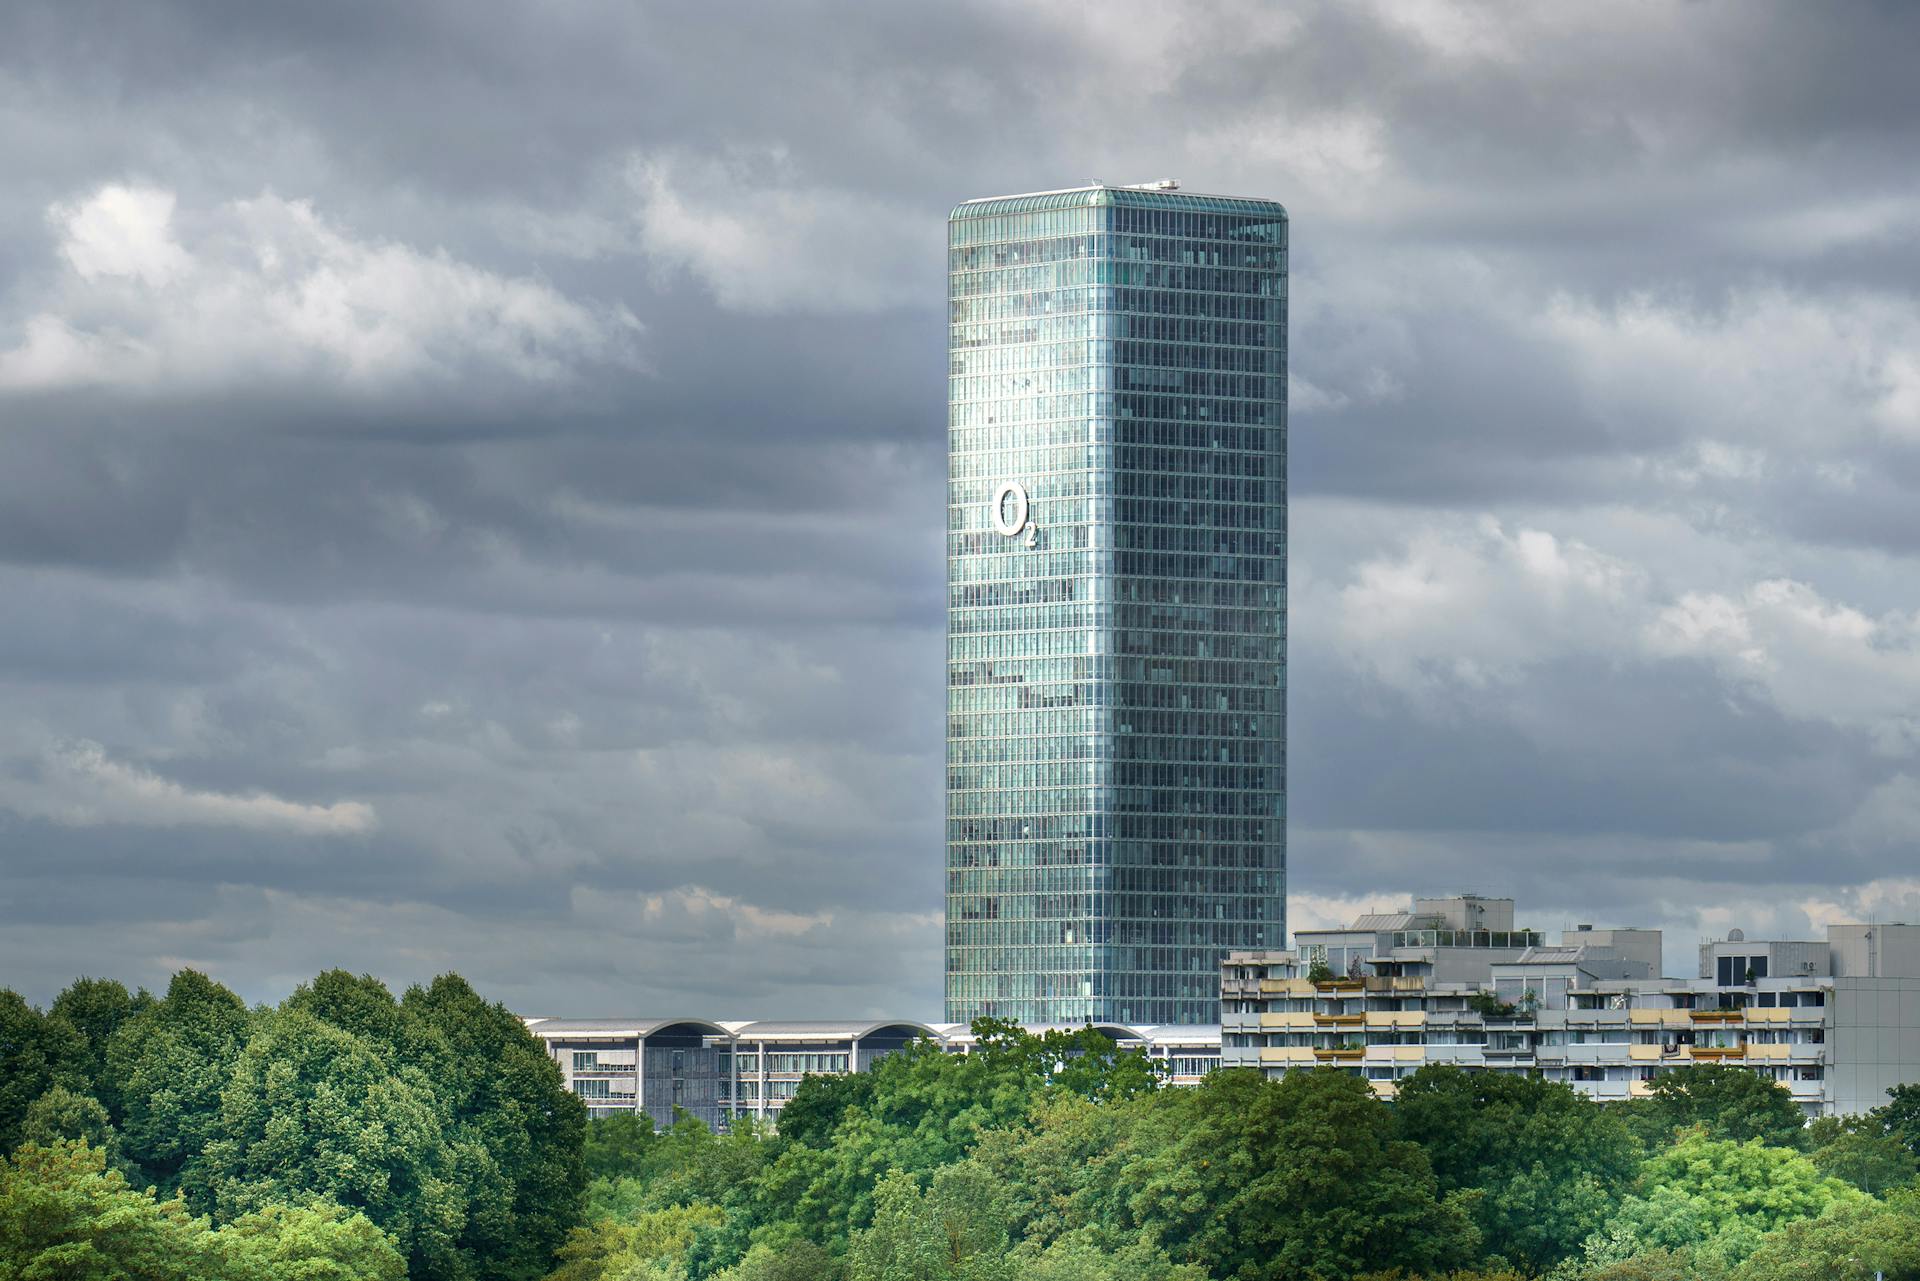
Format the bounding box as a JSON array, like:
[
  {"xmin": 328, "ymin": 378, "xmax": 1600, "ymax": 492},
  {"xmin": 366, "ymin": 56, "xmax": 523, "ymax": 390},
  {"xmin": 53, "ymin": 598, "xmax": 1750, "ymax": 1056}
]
[{"xmin": 991, "ymin": 481, "xmax": 1029, "ymax": 538}]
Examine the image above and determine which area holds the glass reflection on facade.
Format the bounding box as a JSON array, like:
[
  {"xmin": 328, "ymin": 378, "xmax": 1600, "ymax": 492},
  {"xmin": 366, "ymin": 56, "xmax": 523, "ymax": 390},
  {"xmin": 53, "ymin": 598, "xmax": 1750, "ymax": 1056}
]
[{"xmin": 946, "ymin": 184, "xmax": 1287, "ymax": 1026}]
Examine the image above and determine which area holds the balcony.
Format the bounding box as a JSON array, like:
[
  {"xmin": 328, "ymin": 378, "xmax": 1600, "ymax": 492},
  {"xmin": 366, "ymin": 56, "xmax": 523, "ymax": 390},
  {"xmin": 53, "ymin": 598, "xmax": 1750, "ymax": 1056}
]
[
  {"xmin": 1312, "ymin": 978, "xmax": 1366, "ymax": 993},
  {"xmin": 1312, "ymin": 1046, "xmax": 1365, "ymax": 1061},
  {"xmin": 1690, "ymin": 1045, "xmax": 1746, "ymax": 1060},
  {"xmin": 1689, "ymin": 1009, "xmax": 1744, "ymax": 1024},
  {"xmin": 1364, "ymin": 976, "xmax": 1429, "ymax": 994},
  {"xmin": 1312, "ymin": 1012, "xmax": 1365, "ymax": 1027}
]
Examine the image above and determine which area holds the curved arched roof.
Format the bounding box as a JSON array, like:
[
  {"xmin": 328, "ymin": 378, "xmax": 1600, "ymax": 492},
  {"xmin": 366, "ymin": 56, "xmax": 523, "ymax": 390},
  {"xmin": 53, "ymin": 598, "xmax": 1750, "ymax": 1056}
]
[{"xmin": 730, "ymin": 1019, "xmax": 942, "ymax": 1042}]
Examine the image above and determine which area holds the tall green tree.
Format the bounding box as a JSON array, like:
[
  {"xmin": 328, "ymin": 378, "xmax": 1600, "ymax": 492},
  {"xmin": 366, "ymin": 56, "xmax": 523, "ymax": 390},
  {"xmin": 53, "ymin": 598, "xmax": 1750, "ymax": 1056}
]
[
  {"xmin": 758, "ymin": 1021, "xmax": 1160, "ymax": 1248},
  {"xmin": 1627, "ymin": 1066, "xmax": 1806, "ymax": 1148},
  {"xmin": 0, "ymin": 1138, "xmax": 220, "ymax": 1281},
  {"xmin": 1878, "ymin": 1082, "xmax": 1920, "ymax": 1160},
  {"xmin": 20, "ymin": 1085, "xmax": 122, "ymax": 1166},
  {"xmin": 401, "ymin": 974, "xmax": 589, "ymax": 1280},
  {"xmin": 847, "ymin": 1165, "xmax": 1014, "ymax": 1281},
  {"xmin": 1808, "ymin": 1126, "xmax": 1918, "ymax": 1194},
  {"xmin": 49, "ymin": 977, "xmax": 148, "ymax": 1095},
  {"xmin": 710, "ymin": 1239, "xmax": 846, "ymax": 1281},
  {"xmin": 200, "ymin": 1005, "xmax": 469, "ymax": 1279},
  {"xmin": 1581, "ymin": 1131, "xmax": 1863, "ymax": 1271},
  {"xmin": 1393, "ymin": 1064, "xmax": 1639, "ymax": 1271},
  {"xmin": 103, "ymin": 969, "xmax": 252, "ymax": 1196},
  {"xmin": 1120, "ymin": 1069, "xmax": 1478, "ymax": 1281},
  {"xmin": 779, "ymin": 1071, "xmax": 878, "ymax": 1150},
  {"xmin": 0, "ymin": 990, "xmax": 85, "ymax": 1153},
  {"xmin": 583, "ymin": 1112, "xmax": 662, "ymax": 1179},
  {"xmin": 0, "ymin": 1138, "xmax": 403, "ymax": 1281},
  {"xmin": 1732, "ymin": 1196, "xmax": 1920, "ymax": 1281}
]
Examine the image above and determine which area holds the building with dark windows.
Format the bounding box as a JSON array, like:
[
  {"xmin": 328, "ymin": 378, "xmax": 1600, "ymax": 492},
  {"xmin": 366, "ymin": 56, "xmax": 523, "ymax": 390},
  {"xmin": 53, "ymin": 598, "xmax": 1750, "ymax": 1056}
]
[
  {"xmin": 946, "ymin": 182, "xmax": 1288, "ymax": 1025},
  {"xmin": 1222, "ymin": 900, "xmax": 1920, "ymax": 1118},
  {"xmin": 522, "ymin": 1017, "xmax": 1220, "ymax": 1129}
]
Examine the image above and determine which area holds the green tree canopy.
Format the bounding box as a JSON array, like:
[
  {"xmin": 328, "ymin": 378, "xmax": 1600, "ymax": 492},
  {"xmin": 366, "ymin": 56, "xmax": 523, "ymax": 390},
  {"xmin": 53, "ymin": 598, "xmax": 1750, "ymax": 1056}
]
[
  {"xmin": 847, "ymin": 1165, "xmax": 1013, "ymax": 1281},
  {"xmin": 1629, "ymin": 1066, "xmax": 1806, "ymax": 1148},
  {"xmin": 49, "ymin": 976, "xmax": 148, "ymax": 1092},
  {"xmin": 0, "ymin": 1138, "xmax": 403, "ymax": 1281},
  {"xmin": 1732, "ymin": 1195, "xmax": 1920, "ymax": 1281},
  {"xmin": 20, "ymin": 1085, "xmax": 121, "ymax": 1165},
  {"xmin": 1582, "ymin": 1130, "xmax": 1864, "ymax": 1271},
  {"xmin": 1879, "ymin": 1082, "xmax": 1920, "ymax": 1160},
  {"xmin": 778, "ymin": 1071, "xmax": 878, "ymax": 1150},
  {"xmin": 0, "ymin": 989, "xmax": 85, "ymax": 1154},
  {"xmin": 1393, "ymin": 1063, "xmax": 1639, "ymax": 1271},
  {"xmin": 1809, "ymin": 1126, "xmax": 1918, "ymax": 1194},
  {"xmin": 200, "ymin": 1005, "xmax": 468, "ymax": 1279},
  {"xmin": 399, "ymin": 974, "xmax": 589, "ymax": 1280},
  {"xmin": 1120, "ymin": 1068, "xmax": 1478, "ymax": 1281},
  {"xmin": 103, "ymin": 968, "xmax": 252, "ymax": 1196}
]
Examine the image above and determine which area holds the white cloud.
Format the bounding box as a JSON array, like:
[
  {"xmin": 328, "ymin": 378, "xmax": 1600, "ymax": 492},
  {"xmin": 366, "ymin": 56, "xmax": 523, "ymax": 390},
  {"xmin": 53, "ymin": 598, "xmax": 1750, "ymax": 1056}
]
[
  {"xmin": 623, "ymin": 148, "xmax": 932, "ymax": 314},
  {"xmin": 0, "ymin": 183, "xmax": 643, "ymax": 395},
  {"xmin": 1544, "ymin": 286, "xmax": 1920, "ymax": 448},
  {"xmin": 52, "ymin": 184, "xmax": 192, "ymax": 286},
  {"xmin": 1647, "ymin": 579, "xmax": 1920, "ymax": 751},
  {"xmin": 13, "ymin": 739, "xmax": 377, "ymax": 835},
  {"xmin": 1333, "ymin": 516, "xmax": 1644, "ymax": 696},
  {"xmin": 1322, "ymin": 511, "xmax": 1920, "ymax": 753}
]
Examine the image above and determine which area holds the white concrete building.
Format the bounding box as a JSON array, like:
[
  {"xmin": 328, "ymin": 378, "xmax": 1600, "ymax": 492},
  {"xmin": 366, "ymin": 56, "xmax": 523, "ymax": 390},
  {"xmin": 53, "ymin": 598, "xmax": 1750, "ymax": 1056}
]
[
  {"xmin": 523, "ymin": 1017, "xmax": 1221, "ymax": 1129},
  {"xmin": 1221, "ymin": 898, "xmax": 1920, "ymax": 1117}
]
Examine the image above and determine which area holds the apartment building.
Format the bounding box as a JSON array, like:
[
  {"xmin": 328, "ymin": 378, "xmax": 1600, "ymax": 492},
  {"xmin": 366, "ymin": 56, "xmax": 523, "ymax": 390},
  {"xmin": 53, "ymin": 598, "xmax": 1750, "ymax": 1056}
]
[
  {"xmin": 1222, "ymin": 897, "xmax": 1920, "ymax": 1117},
  {"xmin": 524, "ymin": 1017, "xmax": 1221, "ymax": 1130}
]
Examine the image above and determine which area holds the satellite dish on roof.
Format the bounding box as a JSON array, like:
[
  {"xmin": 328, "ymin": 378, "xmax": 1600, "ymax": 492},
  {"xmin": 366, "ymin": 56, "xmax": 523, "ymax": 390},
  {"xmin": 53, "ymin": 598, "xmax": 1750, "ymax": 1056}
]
[{"xmin": 1728, "ymin": 928, "xmax": 1745, "ymax": 942}]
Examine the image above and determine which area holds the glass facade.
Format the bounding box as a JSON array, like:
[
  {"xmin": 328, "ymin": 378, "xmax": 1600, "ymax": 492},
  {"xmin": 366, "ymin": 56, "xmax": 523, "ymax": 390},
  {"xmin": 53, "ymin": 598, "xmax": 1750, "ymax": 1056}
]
[{"xmin": 946, "ymin": 185, "xmax": 1287, "ymax": 1025}]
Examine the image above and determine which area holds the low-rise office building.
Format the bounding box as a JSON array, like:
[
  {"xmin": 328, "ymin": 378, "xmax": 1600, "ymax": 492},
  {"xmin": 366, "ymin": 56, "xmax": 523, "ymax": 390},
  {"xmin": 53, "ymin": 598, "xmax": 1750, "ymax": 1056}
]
[
  {"xmin": 523, "ymin": 1017, "xmax": 1221, "ymax": 1129},
  {"xmin": 1222, "ymin": 898, "xmax": 1920, "ymax": 1117}
]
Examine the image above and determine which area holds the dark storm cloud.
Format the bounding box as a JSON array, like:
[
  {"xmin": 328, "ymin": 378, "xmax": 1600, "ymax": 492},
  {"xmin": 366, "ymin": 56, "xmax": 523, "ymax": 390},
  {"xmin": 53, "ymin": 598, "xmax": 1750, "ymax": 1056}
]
[{"xmin": 3, "ymin": 0, "xmax": 1920, "ymax": 1012}]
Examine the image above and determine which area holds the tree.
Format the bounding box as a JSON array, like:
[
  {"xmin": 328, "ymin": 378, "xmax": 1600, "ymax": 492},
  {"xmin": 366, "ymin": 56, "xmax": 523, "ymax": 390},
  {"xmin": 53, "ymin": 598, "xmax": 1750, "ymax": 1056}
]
[
  {"xmin": 103, "ymin": 969, "xmax": 252, "ymax": 1196},
  {"xmin": 847, "ymin": 1165, "xmax": 1014, "ymax": 1281},
  {"xmin": 1632, "ymin": 1067, "xmax": 1806, "ymax": 1148},
  {"xmin": 544, "ymin": 1203, "xmax": 725, "ymax": 1281},
  {"xmin": 711, "ymin": 1239, "xmax": 847, "ymax": 1281},
  {"xmin": 1733, "ymin": 1197, "xmax": 1920, "ymax": 1281},
  {"xmin": 20, "ymin": 1086, "xmax": 122, "ymax": 1165},
  {"xmin": 1120, "ymin": 1069, "xmax": 1478, "ymax": 1281},
  {"xmin": 1877, "ymin": 1082, "xmax": 1920, "ymax": 1160},
  {"xmin": 400, "ymin": 974, "xmax": 589, "ymax": 1281},
  {"xmin": 583, "ymin": 1111, "xmax": 661, "ymax": 1179},
  {"xmin": 1393, "ymin": 1064, "xmax": 1639, "ymax": 1271},
  {"xmin": 759, "ymin": 1021, "xmax": 1160, "ymax": 1248},
  {"xmin": 0, "ymin": 1138, "xmax": 403, "ymax": 1281},
  {"xmin": 0, "ymin": 989, "xmax": 85, "ymax": 1153},
  {"xmin": 1015, "ymin": 1236, "xmax": 1206, "ymax": 1281},
  {"xmin": 0, "ymin": 1138, "xmax": 215, "ymax": 1280},
  {"xmin": 1582, "ymin": 1131, "xmax": 1863, "ymax": 1271},
  {"xmin": 214, "ymin": 1201, "xmax": 408, "ymax": 1281},
  {"xmin": 970, "ymin": 1092, "xmax": 1141, "ymax": 1255},
  {"xmin": 780, "ymin": 1071, "xmax": 879, "ymax": 1149},
  {"xmin": 1809, "ymin": 1127, "xmax": 1918, "ymax": 1194},
  {"xmin": 49, "ymin": 977, "xmax": 148, "ymax": 1094},
  {"xmin": 200, "ymin": 1005, "xmax": 469, "ymax": 1279}
]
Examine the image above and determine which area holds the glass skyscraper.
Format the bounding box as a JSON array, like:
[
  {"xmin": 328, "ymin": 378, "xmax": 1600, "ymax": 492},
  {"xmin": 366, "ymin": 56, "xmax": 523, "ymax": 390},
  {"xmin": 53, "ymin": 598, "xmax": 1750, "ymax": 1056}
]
[{"xmin": 946, "ymin": 183, "xmax": 1288, "ymax": 1026}]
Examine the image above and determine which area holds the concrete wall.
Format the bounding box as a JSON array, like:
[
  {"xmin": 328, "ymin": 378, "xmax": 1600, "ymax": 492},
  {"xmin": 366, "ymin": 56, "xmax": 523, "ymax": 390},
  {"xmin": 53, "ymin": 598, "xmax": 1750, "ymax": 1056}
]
[
  {"xmin": 1563, "ymin": 927, "xmax": 1663, "ymax": 977},
  {"xmin": 1830, "ymin": 977, "xmax": 1920, "ymax": 1115},
  {"xmin": 1831, "ymin": 924, "xmax": 1920, "ymax": 980}
]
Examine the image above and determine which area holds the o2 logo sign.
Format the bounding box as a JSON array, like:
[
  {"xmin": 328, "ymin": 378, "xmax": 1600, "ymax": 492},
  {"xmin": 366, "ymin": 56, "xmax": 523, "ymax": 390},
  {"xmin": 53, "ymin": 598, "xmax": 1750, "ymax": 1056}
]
[{"xmin": 992, "ymin": 481, "xmax": 1038, "ymax": 548}]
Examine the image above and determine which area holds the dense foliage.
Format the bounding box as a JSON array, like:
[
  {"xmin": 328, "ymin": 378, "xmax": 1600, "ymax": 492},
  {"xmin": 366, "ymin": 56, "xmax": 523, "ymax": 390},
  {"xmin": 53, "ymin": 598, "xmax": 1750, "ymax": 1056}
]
[
  {"xmin": 8, "ymin": 973, "xmax": 1920, "ymax": 1281},
  {"xmin": 1, "ymin": 970, "xmax": 584, "ymax": 1281}
]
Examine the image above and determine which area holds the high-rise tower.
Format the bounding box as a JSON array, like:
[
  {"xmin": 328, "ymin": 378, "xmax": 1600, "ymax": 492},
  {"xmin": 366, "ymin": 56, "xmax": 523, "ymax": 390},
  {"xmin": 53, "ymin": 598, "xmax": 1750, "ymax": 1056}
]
[{"xmin": 946, "ymin": 182, "xmax": 1287, "ymax": 1026}]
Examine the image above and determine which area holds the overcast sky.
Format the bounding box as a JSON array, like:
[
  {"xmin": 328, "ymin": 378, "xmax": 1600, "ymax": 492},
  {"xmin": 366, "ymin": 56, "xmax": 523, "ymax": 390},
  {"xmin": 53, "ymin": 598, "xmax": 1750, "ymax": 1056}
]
[{"xmin": 4, "ymin": 0, "xmax": 1919, "ymax": 1015}]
